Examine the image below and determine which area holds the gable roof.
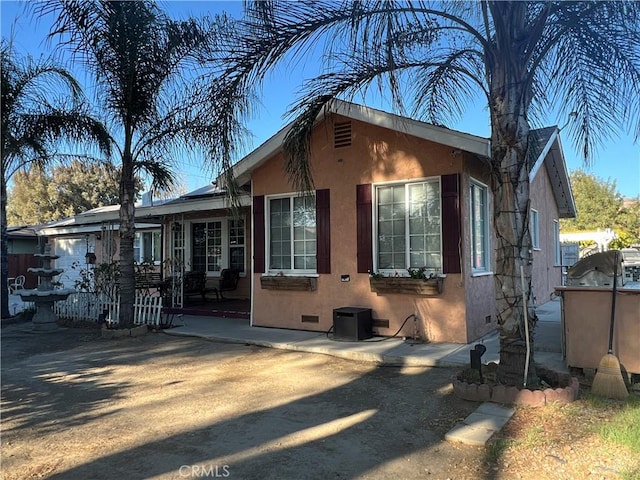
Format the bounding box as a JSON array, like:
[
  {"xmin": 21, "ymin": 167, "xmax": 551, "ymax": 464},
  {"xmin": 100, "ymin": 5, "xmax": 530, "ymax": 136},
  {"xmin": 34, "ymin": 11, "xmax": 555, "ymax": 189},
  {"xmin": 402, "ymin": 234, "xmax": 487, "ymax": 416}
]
[
  {"xmin": 225, "ymin": 100, "xmax": 575, "ymax": 218},
  {"xmin": 528, "ymin": 127, "xmax": 577, "ymax": 218},
  {"xmin": 38, "ymin": 186, "xmax": 251, "ymax": 236},
  {"xmin": 227, "ymin": 100, "xmax": 490, "ymax": 187}
]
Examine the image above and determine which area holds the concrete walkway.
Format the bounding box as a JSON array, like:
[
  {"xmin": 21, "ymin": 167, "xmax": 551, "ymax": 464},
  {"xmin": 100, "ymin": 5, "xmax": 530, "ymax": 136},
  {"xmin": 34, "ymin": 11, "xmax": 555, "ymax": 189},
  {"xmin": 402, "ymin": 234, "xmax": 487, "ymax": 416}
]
[
  {"xmin": 163, "ymin": 297, "xmax": 566, "ymax": 372},
  {"xmin": 163, "ymin": 297, "xmax": 566, "ymax": 447}
]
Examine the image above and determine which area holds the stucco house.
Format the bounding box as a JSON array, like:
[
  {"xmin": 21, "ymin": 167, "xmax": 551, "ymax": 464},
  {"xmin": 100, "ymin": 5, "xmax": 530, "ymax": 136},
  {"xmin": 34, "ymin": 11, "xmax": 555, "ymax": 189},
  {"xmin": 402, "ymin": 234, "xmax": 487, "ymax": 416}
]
[
  {"xmin": 227, "ymin": 101, "xmax": 575, "ymax": 343},
  {"xmin": 37, "ymin": 101, "xmax": 574, "ymax": 343},
  {"xmin": 39, "ymin": 188, "xmax": 252, "ymax": 304}
]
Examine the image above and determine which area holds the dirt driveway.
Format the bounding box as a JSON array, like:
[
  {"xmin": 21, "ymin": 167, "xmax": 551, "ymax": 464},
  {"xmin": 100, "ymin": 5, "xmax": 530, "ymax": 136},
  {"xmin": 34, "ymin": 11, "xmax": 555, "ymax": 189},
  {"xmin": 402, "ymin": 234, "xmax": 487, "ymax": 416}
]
[{"xmin": 1, "ymin": 322, "xmax": 486, "ymax": 480}]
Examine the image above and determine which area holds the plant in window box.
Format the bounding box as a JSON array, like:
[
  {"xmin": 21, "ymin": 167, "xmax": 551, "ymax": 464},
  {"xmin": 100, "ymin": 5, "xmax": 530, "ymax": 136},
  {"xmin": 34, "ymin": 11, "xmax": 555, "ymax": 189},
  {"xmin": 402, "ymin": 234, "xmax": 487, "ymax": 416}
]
[{"xmin": 369, "ymin": 268, "xmax": 444, "ymax": 295}]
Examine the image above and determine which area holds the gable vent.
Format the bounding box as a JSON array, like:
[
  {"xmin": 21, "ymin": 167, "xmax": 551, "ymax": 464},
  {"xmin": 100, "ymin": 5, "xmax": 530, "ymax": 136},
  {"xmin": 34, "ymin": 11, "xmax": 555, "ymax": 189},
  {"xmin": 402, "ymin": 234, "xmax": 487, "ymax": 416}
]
[{"xmin": 334, "ymin": 121, "xmax": 352, "ymax": 148}]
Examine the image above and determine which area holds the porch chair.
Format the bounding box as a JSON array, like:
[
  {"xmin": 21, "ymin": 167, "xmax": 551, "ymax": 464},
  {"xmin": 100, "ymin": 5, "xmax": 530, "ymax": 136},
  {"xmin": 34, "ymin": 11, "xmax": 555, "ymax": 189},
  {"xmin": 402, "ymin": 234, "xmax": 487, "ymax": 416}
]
[
  {"xmin": 8, "ymin": 275, "xmax": 25, "ymax": 294},
  {"xmin": 214, "ymin": 268, "xmax": 240, "ymax": 300}
]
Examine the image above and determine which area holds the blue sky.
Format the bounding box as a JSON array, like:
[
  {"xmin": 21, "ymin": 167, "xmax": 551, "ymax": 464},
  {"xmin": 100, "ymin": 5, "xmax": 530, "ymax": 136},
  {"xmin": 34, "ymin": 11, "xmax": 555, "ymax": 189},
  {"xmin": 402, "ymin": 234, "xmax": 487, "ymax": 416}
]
[{"xmin": 2, "ymin": 0, "xmax": 639, "ymax": 199}]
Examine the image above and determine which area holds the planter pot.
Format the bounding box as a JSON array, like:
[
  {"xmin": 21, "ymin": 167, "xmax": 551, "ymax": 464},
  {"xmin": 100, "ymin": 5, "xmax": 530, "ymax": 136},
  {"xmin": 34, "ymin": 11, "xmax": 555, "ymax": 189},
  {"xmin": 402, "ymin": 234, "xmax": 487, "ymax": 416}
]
[
  {"xmin": 369, "ymin": 276, "xmax": 443, "ymax": 296},
  {"xmin": 260, "ymin": 276, "xmax": 317, "ymax": 291}
]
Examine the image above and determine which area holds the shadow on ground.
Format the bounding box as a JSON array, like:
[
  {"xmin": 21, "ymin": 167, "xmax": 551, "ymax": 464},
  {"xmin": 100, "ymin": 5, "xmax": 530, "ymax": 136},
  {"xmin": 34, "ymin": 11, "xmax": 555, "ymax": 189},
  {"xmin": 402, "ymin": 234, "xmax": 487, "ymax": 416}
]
[{"xmin": 1, "ymin": 322, "xmax": 489, "ymax": 480}]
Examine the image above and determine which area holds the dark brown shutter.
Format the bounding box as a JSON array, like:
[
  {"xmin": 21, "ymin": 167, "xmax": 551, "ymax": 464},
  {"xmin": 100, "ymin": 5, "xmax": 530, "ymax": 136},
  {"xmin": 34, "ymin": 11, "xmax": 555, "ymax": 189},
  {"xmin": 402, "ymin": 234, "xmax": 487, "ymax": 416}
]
[
  {"xmin": 356, "ymin": 184, "xmax": 373, "ymax": 273},
  {"xmin": 316, "ymin": 189, "xmax": 331, "ymax": 273},
  {"xmin": 441, "ymin": 174, "xmax": 461, "ymax": 274},
  {"xmin": 253, "ymin": 195, "xmax": 265, "ymax": 273}
]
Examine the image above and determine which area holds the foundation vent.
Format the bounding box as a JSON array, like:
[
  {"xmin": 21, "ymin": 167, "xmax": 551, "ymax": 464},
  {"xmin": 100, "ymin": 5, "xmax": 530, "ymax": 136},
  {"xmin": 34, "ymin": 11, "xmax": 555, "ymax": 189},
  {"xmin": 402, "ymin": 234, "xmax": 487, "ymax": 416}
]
[
  {"xmin": 372, "ymin": 318, "xmax": 390, "ymax": 329},
  {"xmin": 301, "ymin": 315, "xmax": 319, "ymax": 324},
  {"xmin": 334, "ymin": 121, "xmax": 352, "ymax": 148}
]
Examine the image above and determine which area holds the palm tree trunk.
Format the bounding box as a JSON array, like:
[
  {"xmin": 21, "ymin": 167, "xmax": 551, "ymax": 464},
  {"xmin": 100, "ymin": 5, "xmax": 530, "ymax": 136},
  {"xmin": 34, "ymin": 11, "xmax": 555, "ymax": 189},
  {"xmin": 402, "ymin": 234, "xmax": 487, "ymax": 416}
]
[
  {"xmin": 118, "ymin": 155, "xmax": 136, "ymax": 328},
  {"xmin": 488, "ymin": 46, "xmax": 538, "ymax": 386},
  {"xmin": 1, "ymin": 171, "xmax": 10, "ymax": 319}
]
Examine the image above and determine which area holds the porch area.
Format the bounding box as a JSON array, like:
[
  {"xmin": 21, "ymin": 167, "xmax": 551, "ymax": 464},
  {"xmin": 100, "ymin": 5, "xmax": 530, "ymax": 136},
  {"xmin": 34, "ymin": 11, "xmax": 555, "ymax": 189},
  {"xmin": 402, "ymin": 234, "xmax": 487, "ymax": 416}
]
[{"xmin": 172, "ymin": 296, "xmax": 250, "ymax": 319}]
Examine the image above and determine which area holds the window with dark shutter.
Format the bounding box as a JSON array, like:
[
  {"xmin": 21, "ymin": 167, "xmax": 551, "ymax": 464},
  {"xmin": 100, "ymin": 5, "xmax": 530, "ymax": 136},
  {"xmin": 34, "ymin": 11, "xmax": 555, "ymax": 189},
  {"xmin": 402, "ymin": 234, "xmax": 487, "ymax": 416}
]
[
  {"xmin": 356, "ymin": 184, "xmax": 373, "ymax": 273},
  {"xmin": 441, "ymin": 174, "xmax": 462, "ymax": 274},
  {"xmin": 253, "ymin": 195, "xmax": 265, "ymax": 273},
  {"xmin": 316, "ymin": 189, "xmax": 331, "ymax": 273}
]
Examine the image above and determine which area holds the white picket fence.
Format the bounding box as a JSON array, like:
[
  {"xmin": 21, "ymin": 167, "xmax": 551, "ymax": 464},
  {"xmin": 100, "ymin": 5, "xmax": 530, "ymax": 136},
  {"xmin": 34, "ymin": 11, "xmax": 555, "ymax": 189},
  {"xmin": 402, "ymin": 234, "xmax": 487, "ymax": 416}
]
[{"xmin": 54, "ymin": 292, "xmax": 164, "ymax": 327}]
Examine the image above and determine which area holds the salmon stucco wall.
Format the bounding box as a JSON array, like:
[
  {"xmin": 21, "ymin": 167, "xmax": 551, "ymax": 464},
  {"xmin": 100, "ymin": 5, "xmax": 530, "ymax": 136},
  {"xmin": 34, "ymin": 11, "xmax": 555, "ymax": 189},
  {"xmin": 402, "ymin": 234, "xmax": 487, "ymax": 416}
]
[
  {"xmin": 460, "ymin": 157, "xmax": 498, "ymax": 342},
  {"xmin": 530, "ymin": 165, "xmax": 562, "ymax": 305},
  {"xmin": 250, "ymin": 114, "xmax": 496, "ymax": 343}
]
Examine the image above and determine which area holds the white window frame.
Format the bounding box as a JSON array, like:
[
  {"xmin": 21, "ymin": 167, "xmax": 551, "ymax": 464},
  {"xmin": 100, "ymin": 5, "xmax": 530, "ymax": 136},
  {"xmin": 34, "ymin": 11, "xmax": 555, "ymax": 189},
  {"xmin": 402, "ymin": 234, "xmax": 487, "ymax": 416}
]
[
  {"xmin": 134, "ymin": 230, "xmax": 161, "ymax": 265},
  {"xmin": 265, "ymin": 193, "xmax": 317, "ymax": 274},
  {"xmin": 553, "ymin": 220, "xmax": 561, "ymax": 266},
  {"xmin": 530, "ymin": 209, "xmax": 540, "ymax": 250},
  {"xmin": 470, "ymin": 178, "xmax": 490, "ymax": 275},
  {"xmin": 170, "ymin": 218, "xmax": 246, "ymax": 276},
  {"xmin": 373, "ymin": 177, "xmax": 442, "ymax": 276}
]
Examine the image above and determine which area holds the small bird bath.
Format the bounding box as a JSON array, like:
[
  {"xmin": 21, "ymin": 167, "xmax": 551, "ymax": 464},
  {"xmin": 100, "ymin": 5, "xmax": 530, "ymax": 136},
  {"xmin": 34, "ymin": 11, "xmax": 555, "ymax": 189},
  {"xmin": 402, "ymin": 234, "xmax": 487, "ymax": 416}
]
[{"xmin": 18, "ymin": 243, "xmax": 75, "ymax": 332}]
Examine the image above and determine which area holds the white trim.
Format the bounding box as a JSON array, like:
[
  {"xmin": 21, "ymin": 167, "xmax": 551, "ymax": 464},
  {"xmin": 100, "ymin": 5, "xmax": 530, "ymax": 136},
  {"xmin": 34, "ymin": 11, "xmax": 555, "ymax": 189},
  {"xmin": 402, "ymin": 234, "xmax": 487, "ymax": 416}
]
[
  {"xmin": 260, "ymin": 273, "xmax": 320, "ymax": 278},
  {"xmin": 530, "ymin": 208, "xmax": 540, "ymax": 249},
  {"xmin": 227, "ymin": 100, "xmax": 490, "ymax": 186},
  {"xmin": 372, "ymin": 176, "xmax": 443, "ymax": 274},
  {"xmin": 187, "ymin": 217, "xmax": 247, "ymax": 276},
  {"xmin": 471, "ymin": 271, "xmax": 494, "ymax": 277},
  {"xmin": 264, "ymin": 192, "xmax": 318, "ymax": 274},
  {"xmin": 553, "ymin": 220, "xmax": 561, "ymax": 266},
  {"xmin": 39, "ymin": 222, "xmax": 159, "ymax": 236},
  {"xmin": 469, "ymin": 177, "xmax": 490, "ymax": 274},
  {"xmin": 529, "ymin": 129, "xmax": 558, "ymax": 182}
]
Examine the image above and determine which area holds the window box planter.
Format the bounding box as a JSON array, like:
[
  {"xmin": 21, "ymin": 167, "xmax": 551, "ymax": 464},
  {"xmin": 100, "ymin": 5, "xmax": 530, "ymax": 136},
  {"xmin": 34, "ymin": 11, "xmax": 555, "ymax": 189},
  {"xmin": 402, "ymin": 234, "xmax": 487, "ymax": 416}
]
[
  {"xmin": 260, "ymin": 276, "xmax": 317, "ymax": 291},
  {"xmin": 369, "ymin": 276, "xmax": 444, "ymax": 296}
]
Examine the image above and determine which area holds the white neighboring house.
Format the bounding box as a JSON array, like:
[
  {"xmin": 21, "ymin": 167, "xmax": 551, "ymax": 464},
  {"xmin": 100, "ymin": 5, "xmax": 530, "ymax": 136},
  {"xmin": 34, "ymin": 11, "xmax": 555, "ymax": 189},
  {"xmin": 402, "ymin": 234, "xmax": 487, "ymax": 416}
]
[
  {"xmin": 560, "ymin": 228, "xmax": 617, "ymax": 258},
  {"xmin": 37, "ymin": 195, "xmax": 165, "ymax": 289}
]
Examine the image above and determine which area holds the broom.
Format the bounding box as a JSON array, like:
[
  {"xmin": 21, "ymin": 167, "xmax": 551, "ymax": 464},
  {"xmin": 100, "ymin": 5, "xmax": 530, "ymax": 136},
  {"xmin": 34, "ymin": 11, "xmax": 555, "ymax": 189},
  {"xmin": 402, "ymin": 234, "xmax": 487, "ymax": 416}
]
[{"xmin": 591, "ymin": 251, "xmax": 628, "ymax": 400}]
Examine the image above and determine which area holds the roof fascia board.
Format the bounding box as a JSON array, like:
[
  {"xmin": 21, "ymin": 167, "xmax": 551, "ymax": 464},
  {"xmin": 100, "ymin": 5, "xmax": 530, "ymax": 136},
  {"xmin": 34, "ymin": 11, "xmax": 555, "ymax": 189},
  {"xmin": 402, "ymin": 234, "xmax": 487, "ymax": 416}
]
[
  {"xmin": 529, "ymin": 128, "xmax": 557, "ymax": 182},
  {"xmin": 332, "ymin": 101, "xmax": 490, "ymax": 157},
  {"xmin": 41, "ymin": 194, "xmax": 251, "ymax": 232},
  {"xmin": 144, "ymin": 194, "xmax": 251, "ymax": 217},
  {"xmin": 39, "ymin": 222, "xmax": 160, "ymax": 236},
  {"xmin": 548, "ymin": 134, "xmax": 577, "ymax": 217},
  {"xmin": 228, "ymin": 100, "xmax": 491, "ymax": 185}
]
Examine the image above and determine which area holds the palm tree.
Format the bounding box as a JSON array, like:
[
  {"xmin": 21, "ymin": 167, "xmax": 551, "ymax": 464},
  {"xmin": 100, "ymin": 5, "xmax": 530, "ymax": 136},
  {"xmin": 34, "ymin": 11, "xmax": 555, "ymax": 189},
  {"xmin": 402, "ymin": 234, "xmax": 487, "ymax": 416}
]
[
  {"xmin": 209, "ymin": 1, "xmax": 639, "ymax": 386},
  {"xmin": 35, "ymin": 1, "xmax": 237, "ymax": 328},
  {"xmin": 1, "ymin": 38, "xmax": 111, "ymax": 319}
]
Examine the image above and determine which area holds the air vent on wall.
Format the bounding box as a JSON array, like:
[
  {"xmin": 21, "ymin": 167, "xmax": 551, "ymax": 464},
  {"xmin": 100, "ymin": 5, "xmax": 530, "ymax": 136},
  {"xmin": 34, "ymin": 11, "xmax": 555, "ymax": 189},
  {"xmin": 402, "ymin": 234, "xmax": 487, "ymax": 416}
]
[
  {"xmin": 372, "ymin": 318, "xmax": 390, "ymax": 329},
  {"xmin": 334, "ymin": 121, "xmax": 352, "ymax": 148},
  {"xmin": 301, "ymin": 315, "xmax": 319, "ymax": 323}
]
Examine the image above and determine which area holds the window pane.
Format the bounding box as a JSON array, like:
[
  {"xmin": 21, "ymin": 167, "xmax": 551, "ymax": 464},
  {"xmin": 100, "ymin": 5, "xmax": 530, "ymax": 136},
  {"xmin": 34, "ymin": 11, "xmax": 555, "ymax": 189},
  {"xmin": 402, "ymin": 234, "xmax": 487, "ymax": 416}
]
[
  {"xmin": 407, "ymin": 181, "xmax": 440, "ymax": 270},
  {"xmin": 230, "ymin": 247, "xmax": 244, "ymax": 272},
  {"xmin": 206, "ymin": 222, "xmax": 222, "ymax": 272},
  {"xmin": 133, "ymin": 232, "xmax": 141, "ymax": 263},
  {"xmin": 270, "ymin": 196, "xmax": 315, "ymax": 271},
  {"xmin": 471, "ymin": 182, "xmax": 488, "ymax": 271},
  {"xmin": 142, "ymin": 231, "xmax": 153, "ymax": 262},
  {"xmin": 153, "ymin": 231, "xmax": 161, "ymax": 262},
  {"xmin": 377, "ymin": 186, "xmax": 407, "ymax": 270},
  {"xmin": 192, "ymin": 223, "xmax": 207, "ymax": 272}
]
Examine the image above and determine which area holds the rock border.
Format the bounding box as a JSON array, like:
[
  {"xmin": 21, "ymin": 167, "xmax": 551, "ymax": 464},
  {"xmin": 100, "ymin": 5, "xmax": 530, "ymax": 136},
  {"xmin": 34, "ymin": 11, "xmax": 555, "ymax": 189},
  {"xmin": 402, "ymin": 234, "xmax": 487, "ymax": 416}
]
[{"xmin": 452, "ymin": 365, "xmax": 579, "ymax": 406}]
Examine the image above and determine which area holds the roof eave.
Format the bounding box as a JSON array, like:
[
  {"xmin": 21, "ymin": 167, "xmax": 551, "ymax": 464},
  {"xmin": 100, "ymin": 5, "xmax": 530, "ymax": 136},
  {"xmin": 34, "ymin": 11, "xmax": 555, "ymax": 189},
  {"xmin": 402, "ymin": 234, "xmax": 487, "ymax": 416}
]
[
  {"xmin": 225, "ymin": 100, "xmax": 491, "ymax": 186},
  {"xmin": 529, "ymin": 129, "xmax": 577, "ymax": 218}
]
